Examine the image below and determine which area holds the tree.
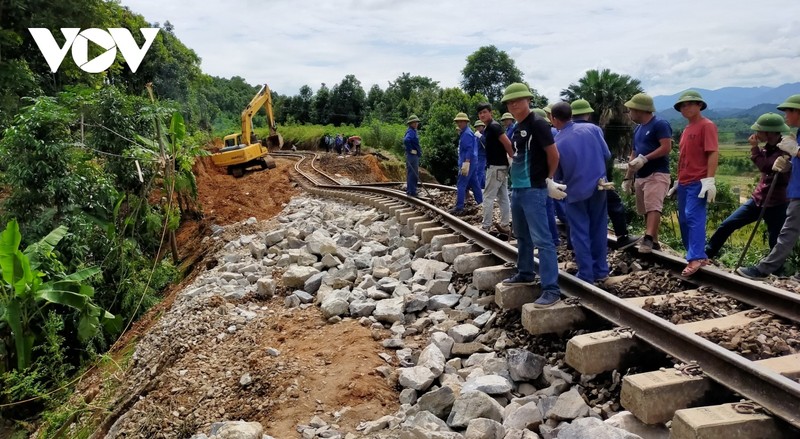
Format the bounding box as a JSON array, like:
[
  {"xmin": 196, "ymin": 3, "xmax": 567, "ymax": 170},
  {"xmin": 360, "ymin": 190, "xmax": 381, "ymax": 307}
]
[
  {"xmin": 420, "ymin": 88, "xmax": 487, "ymax": 184},
  {"xmin": 561, "ymin": 68, "xmax": 644, "ymax": 156},
  {"xmin": 461, "ymin": 46, "xmax": 524, "ymax": 105},
  {"xmin": 383, "ymin": 73, "xmax": 440, "ymax": 123},
  {"xmin": 296, "ymin": 85, "xmax": 314, "ymax": 123},
  {"xmin": 313, "ymin": 83, "xmax": 332, "ymax": 125},
  {"xmin": 330, "ymin": 75, "xmax": 366, "ymax": 126}
]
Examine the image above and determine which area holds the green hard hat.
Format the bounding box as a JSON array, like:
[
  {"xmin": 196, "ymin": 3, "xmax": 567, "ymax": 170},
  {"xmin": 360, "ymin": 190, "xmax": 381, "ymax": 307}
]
[
  {"xmin": 777, "ymin": 94, "xmax": 800, "ymax": 111},
  {"xmin": 543, "ymin": 105, "xmax": 552, "ymax": 114},
  {"xmin": 532, "ymin": 108, "xmax": 547, "ymax": 118},
  {"xmin": 501, "ymin": 83, "xmax": 533, "ymax": 103},
  {"xmin": 474, "ymin": 120, "xmax": 485, "ymax": 127},
  {"xmin": 453, "ymin": 112, "xmax": 470, "ymax": 122},
  {"xmin": 751, "ymin": 113, "xmax": 790, "ymax": 133},
  {"xmin": 673, "ymin": 90, "xmax": 707, "ymax": 111},
  {"xmin": 624, "ymin": 93, "xmax": 656, "ymax": 113},
  {"xmin": 571, "ymin": 99, "xmax": 594, "ymax": 115},
  {"xmin": 406, "ymin": 114, "xmax": 420, "ymax": 124},
  {"xmin": 500, "ymin": 112, "xmax": 514, "ymax": 121}
]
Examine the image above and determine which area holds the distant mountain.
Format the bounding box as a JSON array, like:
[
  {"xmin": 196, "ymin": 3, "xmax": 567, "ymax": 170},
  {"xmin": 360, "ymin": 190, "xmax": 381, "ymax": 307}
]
[
  {"xmin": 656, "ymin": 103, "xmax": 780, "ymax": 124},
  {"xmin": 652, "ymin": 82, "xmax": 800, "ymax": 112}
]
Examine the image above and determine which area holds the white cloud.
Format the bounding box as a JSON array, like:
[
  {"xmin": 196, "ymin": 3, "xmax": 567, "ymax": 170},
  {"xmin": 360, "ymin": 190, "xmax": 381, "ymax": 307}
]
[{"xmin": 124, "ymin": 0, "xmax": 800, "ymax": 101}]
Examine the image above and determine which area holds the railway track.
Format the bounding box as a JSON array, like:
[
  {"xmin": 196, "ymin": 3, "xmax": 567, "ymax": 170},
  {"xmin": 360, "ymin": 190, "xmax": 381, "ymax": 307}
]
[{"xmin": 280, "ymin": 151, "xmax": 800, "ymax": 436}]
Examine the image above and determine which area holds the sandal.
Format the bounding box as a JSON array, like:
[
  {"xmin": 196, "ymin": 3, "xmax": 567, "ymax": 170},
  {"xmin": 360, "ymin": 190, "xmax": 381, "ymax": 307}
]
[{"xmin": 681, "ymin": 259, "xmax": 706, "ymax": 277}]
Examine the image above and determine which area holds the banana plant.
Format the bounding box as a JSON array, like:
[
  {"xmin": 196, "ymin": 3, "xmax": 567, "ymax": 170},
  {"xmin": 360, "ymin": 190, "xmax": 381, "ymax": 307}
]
[{"xmin": 0, "ymin": 220, "xmax": 118, "ymax": 371}]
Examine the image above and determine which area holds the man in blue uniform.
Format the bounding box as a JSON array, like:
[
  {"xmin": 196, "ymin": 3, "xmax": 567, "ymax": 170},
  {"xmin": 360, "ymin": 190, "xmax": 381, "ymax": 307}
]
[
  {"xmin": 451, "ymin": 112, "xmax": 483, "ymax": 215},
  {"xmin": 500, "ymin": 83, "xmax": 564, "ymax": 308},
  {"xmin": 571, "ymin": 99, "xmax": 640, "ymax": 250},
  {"xmin": 501, "ymin": 112, "xmax": 516, "ymax": 139},
  {"xmin": 552, "ymin": 102, "xmax": 611, "ymax": 283},
  {"xmin": 404, "ymin": 115, "xmax": 422, "ymax": 197}
]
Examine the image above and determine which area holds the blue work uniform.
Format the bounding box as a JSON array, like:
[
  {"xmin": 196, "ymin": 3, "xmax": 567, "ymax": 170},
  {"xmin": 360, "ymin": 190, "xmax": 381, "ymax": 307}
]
[
  {"xmin": 555, "ymin": 121, "xmax": 611, "ymax": 283},
  {"xmin": 456, "ymin": 127, "xmax": 483, "ymax": 210},
  {"xmin": 404, "ymin": 127, "xmax": 422, "ymax": 196}
]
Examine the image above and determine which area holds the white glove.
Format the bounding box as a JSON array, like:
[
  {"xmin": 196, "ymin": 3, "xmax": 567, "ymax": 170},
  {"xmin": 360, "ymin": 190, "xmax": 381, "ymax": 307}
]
[
  {"xmin": 773, "ymin": 155, "xmax": 792, "ymax": 173},
  {"xmin": 597, "ymin": 177, "xmax": 616, "ymax": 191},
  {"xmin": 667, "ymin": 181, "xmax": 678, "ymax": 198},
  {"xmin": 460, "ymin": 162, "xmax": 470, "ymax": 176},
  {"xmin": 475, "ymin": 131, "xmax": 483, "ymax": 138},
  {"xmin": 699, "ymin": 177, "xmax": 716, "ymax": 203},
  {"xmin": 622, "ymin": 179, "xmax": 633, "ymax": 194},
  {"xmin": 778, "ymin": 133, "xmax": 798, "ymax": 157},
  {"xmin": 546, "ymin": 178, "xmax": 567, "ymax": 200},
  {"xmin": 409, "ymin": 149, "xmax": 417, "ymax": 155},
  {"xmin": 627, "ymin": 154, "xmax": 648, "ymax": 172}
]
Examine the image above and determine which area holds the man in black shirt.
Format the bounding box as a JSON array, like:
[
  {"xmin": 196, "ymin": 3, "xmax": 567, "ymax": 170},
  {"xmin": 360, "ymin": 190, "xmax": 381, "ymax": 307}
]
[{"xmin": 477, "ymin": 102, "xmax": 513, "ymax": 233}]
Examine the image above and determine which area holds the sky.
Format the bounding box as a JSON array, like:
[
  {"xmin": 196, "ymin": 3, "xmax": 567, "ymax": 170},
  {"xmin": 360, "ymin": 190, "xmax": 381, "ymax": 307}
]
[{"xmin": 124, "ymin": 0, "xmax": 800, "ymax": 101}]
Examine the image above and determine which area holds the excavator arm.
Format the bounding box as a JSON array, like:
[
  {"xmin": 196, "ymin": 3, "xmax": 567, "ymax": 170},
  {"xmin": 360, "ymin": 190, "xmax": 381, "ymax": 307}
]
[{"xmin": 241, "ymin": 84, "xmax": 282, "ymax": 148}]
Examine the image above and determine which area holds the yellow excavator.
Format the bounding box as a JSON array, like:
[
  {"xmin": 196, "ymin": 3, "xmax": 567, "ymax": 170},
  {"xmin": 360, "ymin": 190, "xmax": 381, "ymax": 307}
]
[{"xmin": 212, "ymin": 83, "xmax": 284, "ymax": 177}]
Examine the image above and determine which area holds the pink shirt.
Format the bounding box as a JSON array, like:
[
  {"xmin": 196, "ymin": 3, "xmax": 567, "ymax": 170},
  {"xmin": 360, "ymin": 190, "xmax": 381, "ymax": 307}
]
[{"xmin": 678, "ymin": 117, "xmax": 718, "ymax": 184}]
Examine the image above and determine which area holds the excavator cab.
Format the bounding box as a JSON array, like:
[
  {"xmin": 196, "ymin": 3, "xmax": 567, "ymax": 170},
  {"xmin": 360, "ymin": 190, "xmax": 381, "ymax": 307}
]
[{"xmin": 211, "ymin": 84, "xmax": 282, "ymax": 177}]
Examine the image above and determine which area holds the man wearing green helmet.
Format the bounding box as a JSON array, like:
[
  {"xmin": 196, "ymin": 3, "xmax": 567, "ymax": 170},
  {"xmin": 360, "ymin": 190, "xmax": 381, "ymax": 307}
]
[
  {"xmin": 452, "ymin": 112, "xmax": 483, "ymax": 215},
  {"xmin": 499, "ymin": 83, "xmax": 564, "ymax": 308},
  {"xmin": 404, "ymin": 115, "xmax": 422, "ymax": 197},
  {"xmin": 706, "ymin": 114, "xmax": 790, "ymax": 261},
  {"xmin": 738, "ymin": 95, "xmax": 800, "ymax": 279},
  {"xmin": 622, "ymin": 92, "xmax": 672, "ymax": 253},
  {"xmin": 501, "ymin": 112, "xmax": 516, "ymax": 139},
  {"xmin": 671, "ymin": 90, "xmax": 719, "ymax": 276}
]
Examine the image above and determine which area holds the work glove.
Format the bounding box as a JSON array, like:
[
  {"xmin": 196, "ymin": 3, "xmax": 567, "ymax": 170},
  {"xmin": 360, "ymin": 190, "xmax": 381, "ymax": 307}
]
[
  {"xmin": 699, "ymin": 177, "xmax": 716, "ymax": 203},
  {"xmin": 546, "ymin": 178, "xmax": 567, "ymax": 200},
  {"xmin": 772, "ymin": 155, "xmax": 791, "ymax": 173},
  {"xmin": 627, "ymin": 154, "xmax": 648, "ymax": 172},
  {"xmin": 778, "ymin": 133, "xmax": 799, "ymax": 157},
  {"xmin": 667, "ymin": 180, "xmax": 678, "ymax": 198},
  {"xmin": 409, "ymin": 149, "xmax": 417, "ymax": 155},
  {"xmin": 460, "ymin": 162, "xmax": 470, "ymax": 176},
  {"xmin": 475, "ymin": 131, "xmax": 483, "ymax": 138},
  {"xmin": 597, "ymin": 177, "xmax": 616, "ymax": 191},
  {"xmin": 621, "ymin": 178, "xmax": 633, "ymax": 194}
]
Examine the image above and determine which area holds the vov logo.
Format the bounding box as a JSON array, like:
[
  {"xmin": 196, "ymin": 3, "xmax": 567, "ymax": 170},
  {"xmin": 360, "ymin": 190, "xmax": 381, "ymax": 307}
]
[{"xmin": 29, "ymin": 28, "xmax": 160, "ymax": 74}]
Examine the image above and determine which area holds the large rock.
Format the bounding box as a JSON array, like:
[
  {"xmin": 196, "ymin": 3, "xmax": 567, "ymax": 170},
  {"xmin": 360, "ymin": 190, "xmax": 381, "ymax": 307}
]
[
  {"xmin": 303, "ymin": 271, "xmax": 326, "ymax": 294},
  {"xmin": 462, "ymin": 375, "xmax": 512, "ymax": 395},
  {"xmin": 429, "ymin": 294, "xmax": 462, "ymax": 310},
  {"xmin": 255, "ymin": 278, "xmax": 276, "ymax": 298},
  {"xmin": 249, "ymin": 241, "xmax": 266, "ymax": 259},
  {"xmin": 447, "ymin": 391, "xmax": 504, "ymax": 428},
  {"xmin": 465, "ymin": 419, "xmax": 505, "ymax": 439},
  {"xmin": 374, "ymin": 297, "xmax": 405, "ymax": 323},
  {"xmin": 431, "ymin": 332, "xmax": 455, "ymax": 358},
  {"xmin": 306, "ymin": 231, "xmax": 338, "ymax": 256},
  {"xmin": 399, "ymin": 366, "xmax": 436, "ymax": 391},
  {"xmin": 404, "ymin": 294, "xmax": 430, "ymax": 313},
  {"xmin": 547, "ymin": 388, "xmax": 590, "ymax": 421},
  {"xmin": 558, "ymin": 417, "xmax": 641, "ymax": 439},
  {"xmin": 604, "ymin": 412, "xmax": 669, "ymax": 439},
  {"xmin": 264, "ymin": 230, "xmax": 285, "ymax": 246},
  {"xmin": 282, "ymin": 266, "xmax": 320, "ymax": 288},
  {"xmin": 503, "ymin": 401, "xmax": 544, "ymax": 431},
  {"xmin": 506, "ymin": 349, "xmax": 546, "ymax": 381},
  {"xmin": 211, "ymin": 421, "xmax": 264, "ymax": 439},
  {"xmin": 349, "ymin": 300, "xmax": 376, "ymax": 317},
  {"xmin": 320, "ymin": 297, "xmax": 349, "ymax": 318},
  {"xmin": 403, "ymin": 410, "xmax": 453, "ymax": 432},
  {"xmin": 503, "ymin": 429, "xmax": 542, "ymax": 439},
  {"xmin": 416, "ymin": 385, "xmax": 456, "ymax": 419},
  {"xmin": 448, "ymin": 324, "xmax": 480, "ymax": 343},
  {"xmin": 412, "ymin": 258, "xmax": 450, "ymax": 280},
  {"xmin": 418, "ymin": 343, "xmax": 446, "ymax": 377}
]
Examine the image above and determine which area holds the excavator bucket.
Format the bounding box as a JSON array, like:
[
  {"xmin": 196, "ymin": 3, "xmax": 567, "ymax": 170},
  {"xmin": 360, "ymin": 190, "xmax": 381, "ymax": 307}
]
[{"xmin": 267, "ymin": 133, "xmax": 284, "ymax": 150}]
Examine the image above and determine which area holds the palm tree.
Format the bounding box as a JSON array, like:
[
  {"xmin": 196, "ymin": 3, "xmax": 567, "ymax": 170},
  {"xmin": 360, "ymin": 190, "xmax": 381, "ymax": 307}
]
[{"xmin": 561, "ymin": 69, "xmax": 644, "ymax": 157}]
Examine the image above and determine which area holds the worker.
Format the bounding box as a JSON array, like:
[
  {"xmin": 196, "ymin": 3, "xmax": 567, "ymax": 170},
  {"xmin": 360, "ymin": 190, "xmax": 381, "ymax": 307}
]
[
  {"xmin": 622, "ymin": 93, "xmax": 672, "ymax": 253},
  {"xmin": 531, "ymin": 107, "xmax": 561, "ymax": 247},
  {"xmin": 501, "ymin": 112, "xmax": 516, "ymax": 139},
  {"xmin": 474, "ymin": 119, "xmax": 488, "ymax": 189},
  {"xmin": 669, "ymin": 90, "xmax": 719, "ymax": 276},
  {"xmin": 552, "ymin": 102, "xmax": 611, "ymax": 283},
  {"xmin": 500, "ymin": 83, "xmax": 564, "ymax": 308},
  {"xmin": 451, "ymin": 112, "xmax": 483, "ymax": 215},
  {"xmin": 335, "ymin": 134, "xmax": 344, "ymax": 155},
  {"xmin": 737, "ymin": 95, "xmax": 800, "ymax": 279},
  {"xmin": 571, "ymin": 99, "xmax": 640, "ymax": 250},
  {"xmin": 404, "ymin": 115, "xmax": 422, "ymax": 197},
  {"xmin": 477, "ymin": 102, "xmax": 513, "ymax": 234},
  {"xmin": 706, "ymin": 113, "xmax": 790, "ymax": 260}
]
